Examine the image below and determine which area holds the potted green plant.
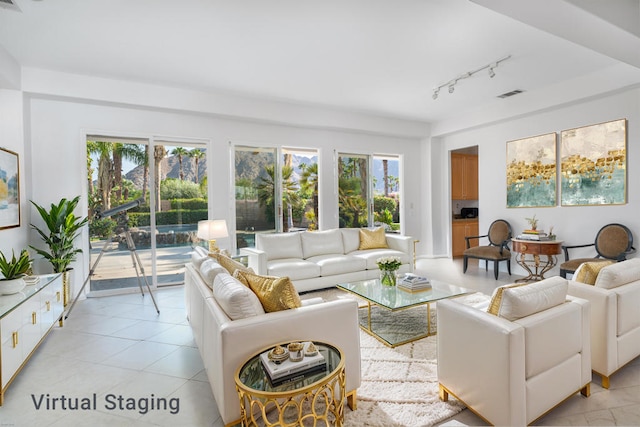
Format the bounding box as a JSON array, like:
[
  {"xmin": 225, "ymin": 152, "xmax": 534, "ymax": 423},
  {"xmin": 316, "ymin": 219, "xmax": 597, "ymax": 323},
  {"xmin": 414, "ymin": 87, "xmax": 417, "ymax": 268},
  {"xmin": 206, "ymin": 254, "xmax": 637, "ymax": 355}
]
[
  {"xmin": 30, "ymin": 196, "xmax": 88, "ymax": 305},
  {"xmin": 0, "ymin": 249, "xmax": 31, "ymax": 295}
]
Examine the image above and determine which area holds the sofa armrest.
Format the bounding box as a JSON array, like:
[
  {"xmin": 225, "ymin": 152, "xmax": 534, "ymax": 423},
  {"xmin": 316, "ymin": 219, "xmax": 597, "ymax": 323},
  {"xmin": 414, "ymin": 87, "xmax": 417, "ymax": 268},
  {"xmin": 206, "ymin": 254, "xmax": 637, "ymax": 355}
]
[
  {"xmin": 568, "ymin": 281, "xmax": 617, "ymax": 375},
  {"xmin": 240, "ymin": 247, "xmax": 267, "ymax": 275},
  {"xmin": 437, "ymin": 298, "xmax": 526, "ymax": 426},
  {"xmin": 386, "ymin": 234, "xmax": 414, "ymax": 266},
  {"xmin": 212, "ymin": 298, "xmax": 361, "ymax": 424}
]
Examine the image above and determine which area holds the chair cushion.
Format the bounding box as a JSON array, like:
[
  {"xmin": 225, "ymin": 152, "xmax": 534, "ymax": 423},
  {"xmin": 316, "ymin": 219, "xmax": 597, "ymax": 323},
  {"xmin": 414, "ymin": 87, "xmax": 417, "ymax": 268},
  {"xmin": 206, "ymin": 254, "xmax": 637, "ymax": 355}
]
[
  {"xmin": 234, "ymin": 270, "xmax": 302, "ymax": 312},
  {"xmin": 573, "ymin": 260, "xmax": 615, "ymax": 285},
  {"xmin": 560, "ymin": 258, "xmax": 595, "ymax": 274},
  {"xmin": 488, "ymin": 277, "xmax": 568, "ymax": 321},
  {"xmin": 212, "ymin": 273, "xmax": 265, "ymax": 320},
  {"xmin": 211, "ymin": 252, "xmax": 254, "ymax": 276},
  {"xmin": 199, "ymin": 258, "xmax": 228, "ymax": 289},
  {"xmin": 464, "ymin": 245, "xmax": 511, "ymax": 260},
  {"xmin": 301, "ymin": 229, "xmax": 344, "ymax": 259},
  {"xmin": 595, "ymin": 258, "xmax": 640, "ymax": 289},
  {"xmin": 359, "ymin": 228, "xmax": 388, "ymax": 250},
  {"xmin": 257, "ymin": 232, "xmax": 303, "ymax": 261}
]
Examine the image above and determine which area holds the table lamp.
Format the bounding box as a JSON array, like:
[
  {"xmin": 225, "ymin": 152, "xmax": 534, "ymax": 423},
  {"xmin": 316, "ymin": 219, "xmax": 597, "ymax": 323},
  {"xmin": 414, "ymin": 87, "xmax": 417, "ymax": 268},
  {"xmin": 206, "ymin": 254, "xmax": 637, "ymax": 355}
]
[{"xmin": 197, "ymin": 219, "xmax": 229, "ymax": 253}]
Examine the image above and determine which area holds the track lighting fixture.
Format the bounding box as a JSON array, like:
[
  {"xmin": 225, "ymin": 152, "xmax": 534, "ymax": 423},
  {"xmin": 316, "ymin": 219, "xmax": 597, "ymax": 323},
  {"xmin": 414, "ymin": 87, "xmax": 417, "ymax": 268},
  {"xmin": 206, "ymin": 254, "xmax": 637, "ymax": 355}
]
[{"xmin": 432, "ymin": 55, "xmax": 511, "ymax": 100}]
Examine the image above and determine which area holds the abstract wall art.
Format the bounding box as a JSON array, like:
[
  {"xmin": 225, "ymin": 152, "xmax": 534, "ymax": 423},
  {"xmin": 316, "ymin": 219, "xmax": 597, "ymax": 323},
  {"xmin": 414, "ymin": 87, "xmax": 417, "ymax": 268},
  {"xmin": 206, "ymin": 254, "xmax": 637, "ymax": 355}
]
[
  {"xmin": 560, "ymin": 119, "xmax": 626, "ymax": 206},
  {"xmin": 506, "ymin": 133, "xmax": 557, "ymax": 208},
  {"xmin": 0, "ymin": 147, "xmax": 20, "ymax": 229}
]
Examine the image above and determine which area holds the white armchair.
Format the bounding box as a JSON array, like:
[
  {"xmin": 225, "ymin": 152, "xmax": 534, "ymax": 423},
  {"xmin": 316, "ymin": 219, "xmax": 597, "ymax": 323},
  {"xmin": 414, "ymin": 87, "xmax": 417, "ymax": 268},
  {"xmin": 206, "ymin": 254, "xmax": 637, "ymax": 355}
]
[
  {"xmin": 567, "ymin": 258, "xmax": 640, "ymax": 388},
  {"xmin": 437, "ymin": 277, "xmax": 591, "ymax": 426}
]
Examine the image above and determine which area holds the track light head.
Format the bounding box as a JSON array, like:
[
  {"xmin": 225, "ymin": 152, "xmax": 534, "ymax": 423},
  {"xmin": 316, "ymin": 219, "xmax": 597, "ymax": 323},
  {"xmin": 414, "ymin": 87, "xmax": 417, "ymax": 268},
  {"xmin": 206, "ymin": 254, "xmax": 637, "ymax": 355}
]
[
  {"xmin": 432, "ymin": 89, "xmax": 439, "ymax": 100},
  {"xmin": 448, "ymin": 84, "xmax": 455, "ymax": 94},
  {"xmin": 488, "ymin": 67, "xmax": 495, "ymax": 78}
]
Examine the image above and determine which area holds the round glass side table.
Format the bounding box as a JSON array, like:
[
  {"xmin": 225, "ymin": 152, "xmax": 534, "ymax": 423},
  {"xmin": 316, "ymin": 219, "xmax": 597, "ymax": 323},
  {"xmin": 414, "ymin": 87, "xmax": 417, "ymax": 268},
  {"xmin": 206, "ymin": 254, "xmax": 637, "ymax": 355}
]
[{"xmin": 234, "ymin": 341, "xmax": 345, "ymax": 427}]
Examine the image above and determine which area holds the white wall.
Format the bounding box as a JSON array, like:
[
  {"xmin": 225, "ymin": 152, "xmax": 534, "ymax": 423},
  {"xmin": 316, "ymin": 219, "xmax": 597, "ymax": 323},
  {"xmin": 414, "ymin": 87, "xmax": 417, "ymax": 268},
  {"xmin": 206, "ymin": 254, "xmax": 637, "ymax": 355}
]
[
  {"xmin": 431, "ymin": 88, "xmax": 640, "ymax": 276},
  {"xmin": 0, "ymin": 89, "xmax": 26, "ymax": 257},
  {"xmin": 26, "ymin": 95, "xmax": 425, "ymax": 296}
]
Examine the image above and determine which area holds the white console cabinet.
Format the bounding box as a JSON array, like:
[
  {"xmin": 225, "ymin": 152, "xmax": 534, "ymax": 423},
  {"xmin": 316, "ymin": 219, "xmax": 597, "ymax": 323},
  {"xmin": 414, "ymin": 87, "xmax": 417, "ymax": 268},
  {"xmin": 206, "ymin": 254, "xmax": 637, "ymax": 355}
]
[{"xmin": 0, "ymin": 274, "xmax": 63, "ymax": 405}]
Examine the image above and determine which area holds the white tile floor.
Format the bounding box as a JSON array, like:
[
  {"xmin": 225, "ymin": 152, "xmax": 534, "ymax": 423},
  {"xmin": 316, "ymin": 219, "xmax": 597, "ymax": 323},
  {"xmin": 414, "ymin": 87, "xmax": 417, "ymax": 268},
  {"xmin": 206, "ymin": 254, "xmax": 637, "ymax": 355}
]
[{"xmin": 0, "ymin": 259, "xmax": 638, "ymax": 426}]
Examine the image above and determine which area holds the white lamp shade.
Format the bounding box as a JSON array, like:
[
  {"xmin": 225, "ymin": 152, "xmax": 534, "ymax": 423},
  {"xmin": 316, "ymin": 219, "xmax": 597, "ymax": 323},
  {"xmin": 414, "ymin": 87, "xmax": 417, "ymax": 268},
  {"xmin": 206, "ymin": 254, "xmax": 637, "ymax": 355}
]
[{"xmin": 197, "ymin": 219, "xmax": 229, "ymax": 240}]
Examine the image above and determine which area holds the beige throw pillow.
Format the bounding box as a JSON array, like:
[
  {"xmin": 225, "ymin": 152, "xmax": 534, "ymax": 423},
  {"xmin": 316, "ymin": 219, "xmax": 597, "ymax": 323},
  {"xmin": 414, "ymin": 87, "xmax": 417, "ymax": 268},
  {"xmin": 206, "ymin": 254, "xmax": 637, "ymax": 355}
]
[
  {"xmin": 233, "ymin": 270, "xmax": 302, "ymax": 313},
  {"xmin": 573, "ymin": 260, "xmax": 615, "ymax": 285},
  {"xmin": 212, "ymin": 252, "xmax": 253, "ymax": 276},
  {"xmin": 358, "ymin": 227, "xmax": 388, "ymax": 250}
]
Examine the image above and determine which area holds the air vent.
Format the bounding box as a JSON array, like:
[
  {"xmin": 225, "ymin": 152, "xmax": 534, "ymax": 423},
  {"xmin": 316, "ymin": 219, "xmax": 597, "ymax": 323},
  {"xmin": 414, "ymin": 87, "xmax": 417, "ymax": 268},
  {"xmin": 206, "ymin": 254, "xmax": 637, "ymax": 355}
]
[{"xmin": 497, "ymin": 89, "xmax": 524, "ymax": 99}]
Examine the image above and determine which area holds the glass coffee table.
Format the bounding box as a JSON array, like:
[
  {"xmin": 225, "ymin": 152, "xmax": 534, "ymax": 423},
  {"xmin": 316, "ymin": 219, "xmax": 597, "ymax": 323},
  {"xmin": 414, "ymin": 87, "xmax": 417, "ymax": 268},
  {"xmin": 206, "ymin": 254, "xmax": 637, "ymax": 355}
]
[{"xmin": 337, "ymin": 278, "xmax": 473, "ymax": 347}]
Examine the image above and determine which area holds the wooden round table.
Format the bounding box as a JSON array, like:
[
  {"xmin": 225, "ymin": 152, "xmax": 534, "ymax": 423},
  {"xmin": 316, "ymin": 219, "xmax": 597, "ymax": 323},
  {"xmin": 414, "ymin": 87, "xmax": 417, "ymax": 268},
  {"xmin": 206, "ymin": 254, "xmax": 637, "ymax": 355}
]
[{"xmin": 511, "ymin": 239, "xmax": 563, "ymax": 282}]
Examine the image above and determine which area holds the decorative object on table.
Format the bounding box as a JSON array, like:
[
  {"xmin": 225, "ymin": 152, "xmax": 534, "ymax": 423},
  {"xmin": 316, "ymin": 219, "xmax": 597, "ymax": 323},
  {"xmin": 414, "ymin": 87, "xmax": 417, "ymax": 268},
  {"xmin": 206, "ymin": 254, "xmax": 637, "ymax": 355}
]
[
  {"xmin": 548, "ymin": 226, "xmax": 556, "ymax": 240},
  {"xmin": 525, "ymin": 214, "xmax": 538, "ymax": 230},
  {"xmin": 30, "ymin": 196, "xmax": 89, "ymax": 306},
  {"xmin": 287, "ymin": 342, "xmax": 305, "ymax": 362},
  {"xmin": 560, "ymin": 118, "xmax": 626, "ymax": 206},
  {"xmin": 260, "ymin": 341, "xmax": 326, "ymax": 382},
  {"xmin": 197, "ymin": 219, "xmax": 229, "ymax": 253},
  {"xmin": 0, "ymin": 249, "xmax": 31, "ymax": 295},
  {"xmin": 506, "ymin": 133, "xmax": 557, "ymax": 208},
  {"xmin": 398, "ymin": 273, "xmax": 431, "ymax": 292},
  {"xmin": 0, "ymin": 147, "xmax": 20, "ymax": 230},
  {"xmin": 267, "ymin": 345, "xmax": 289, "ymax": 364},
  {"xmin": 377, "ymin": 256, "xmax": 401, "ymax": 286}
]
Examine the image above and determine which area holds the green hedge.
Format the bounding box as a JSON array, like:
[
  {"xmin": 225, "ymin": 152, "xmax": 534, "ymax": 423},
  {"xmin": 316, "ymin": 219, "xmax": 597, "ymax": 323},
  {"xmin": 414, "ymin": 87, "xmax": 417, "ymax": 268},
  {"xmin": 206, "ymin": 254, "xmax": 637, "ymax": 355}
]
[
  {"xmin": 169, "ymin": 198, "xmax": 207, "ymax": 210},
  {"xmin": 129, "ymin": 209, "xmax": 208, "ymax": 227}
]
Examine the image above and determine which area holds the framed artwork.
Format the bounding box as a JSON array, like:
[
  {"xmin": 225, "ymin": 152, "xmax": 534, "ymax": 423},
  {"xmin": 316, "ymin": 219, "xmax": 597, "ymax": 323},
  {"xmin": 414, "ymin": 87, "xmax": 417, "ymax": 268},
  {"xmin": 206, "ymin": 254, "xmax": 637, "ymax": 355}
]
[
  {"xmin": 0, "ymin": 147, "xmax": 20, "ymax": 229},
  {"xmin": 506, "ymin": 133, "xmax": 557, "ymax": 208},
  {"xmin": 560, "ymin": 119, "xmax": 627, "ymax": 206}
]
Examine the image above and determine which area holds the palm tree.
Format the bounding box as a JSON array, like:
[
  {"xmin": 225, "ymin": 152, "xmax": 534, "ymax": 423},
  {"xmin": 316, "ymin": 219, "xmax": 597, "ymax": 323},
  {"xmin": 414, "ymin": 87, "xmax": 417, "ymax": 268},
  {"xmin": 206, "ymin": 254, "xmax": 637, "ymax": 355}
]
[
  {"xmin": 154, "ymin": 145, "xmax": 167, "ymax": 211},
  {"xmin": 113, "ymin": 143, "xmax": 147, "ymax": 205},
  {"xmin": 188, "ymin": 149, "xmax": 205, "ymax": 183},
  {"xmin": 383, "ymin": 159, "xmax": 389, "ymax": 196},
  {"xmin": 299, "ymin": 162, "xmax": 319, "ymax": 228},
  {"xmin": 87, "ymin": 141, "xmax": 115, "ymax": 212},
  {"xmin": 171, "ymin": 147, "xmax": 189, "ymax": 180},
  {"xmin": 257, "ymin": 165, "xmax": 299, "ymax": 231}
]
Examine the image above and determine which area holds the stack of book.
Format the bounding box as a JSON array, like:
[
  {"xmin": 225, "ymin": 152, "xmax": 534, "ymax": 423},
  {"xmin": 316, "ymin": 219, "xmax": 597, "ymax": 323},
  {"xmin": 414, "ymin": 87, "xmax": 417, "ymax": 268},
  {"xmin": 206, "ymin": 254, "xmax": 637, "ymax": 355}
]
[
  {"xmin": 398, "ymin": 273, "xmax": 431, "ymax": 292},
  {"xmin": 516, "ymin": 229, "xmax": 549, "ymax": 241}
]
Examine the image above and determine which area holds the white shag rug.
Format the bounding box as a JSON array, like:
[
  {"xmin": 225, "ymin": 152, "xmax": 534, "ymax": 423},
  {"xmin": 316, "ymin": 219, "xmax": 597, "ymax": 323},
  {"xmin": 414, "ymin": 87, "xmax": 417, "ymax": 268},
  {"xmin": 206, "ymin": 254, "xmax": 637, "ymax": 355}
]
[{"xmin": 299, "ymin": 289, "xmax": 489, "ymax": 427}]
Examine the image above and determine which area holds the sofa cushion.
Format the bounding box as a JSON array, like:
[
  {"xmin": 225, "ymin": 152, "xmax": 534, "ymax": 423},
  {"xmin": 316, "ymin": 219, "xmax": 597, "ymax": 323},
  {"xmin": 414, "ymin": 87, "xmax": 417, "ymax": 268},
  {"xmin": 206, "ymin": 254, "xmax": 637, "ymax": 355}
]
[
  {"xmin": 359, "ymin": 227, "xmax": 389, "ymax": 250},
  {"xmin": 200, "ymin": 258, "xmax": 228, "ymax": 289},
  {"xmin": 595, "ymin": 258, "xmax": 640, "ymax": 289},
  {"xmin": 306, "ymin": 254, "xmax": 367, "ymax": 276},
  {"xmin": 488, "ymin": 276, "xmax": 568, "ymax": 321},
  {"xmin": 573, "ymin": 260, "xmax": 615, "ymax": 285},
  {"xmin": 257, "ymin": 232, "xmax": 303, "ymax": 261},
  {"xmin": 350, "ymin": 249, "xmax": 410, "ymax": 269},
  {"xmin": 266, "ymin": 259, "xmax": 321, "ymax": 281},
  {"xmin": 212, "ymin": 273, "xmax": 265, "ymax": 320},
  {"xmin": 191, "ymin": 246, "xmax": 210, "ymax": 269},
  {"xmin": 234, "ymin": 270, "xmax": 302, "ymax": 312},
  {"xmin": 341, "ymin": 228, "xmax": 361, "ymax": 253},
  {"xmin": 212, "ymin": 252, "xmax": 254, "ymax": 276},
  {"xmin": 301, "ymin": 229, "xmax": 344, "ymax": 259}
]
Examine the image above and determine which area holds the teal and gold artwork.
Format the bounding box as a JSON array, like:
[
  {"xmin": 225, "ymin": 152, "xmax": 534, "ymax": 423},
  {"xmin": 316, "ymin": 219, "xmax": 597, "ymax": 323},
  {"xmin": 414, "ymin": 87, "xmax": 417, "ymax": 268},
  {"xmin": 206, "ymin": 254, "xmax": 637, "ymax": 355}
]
[
  {"xmin": 507, "ymin": 133, "xmax": 557, "ymax": 208},
  {"xmin": 560, "ymin": 119, "xmax": 626, "ymax": 206}
]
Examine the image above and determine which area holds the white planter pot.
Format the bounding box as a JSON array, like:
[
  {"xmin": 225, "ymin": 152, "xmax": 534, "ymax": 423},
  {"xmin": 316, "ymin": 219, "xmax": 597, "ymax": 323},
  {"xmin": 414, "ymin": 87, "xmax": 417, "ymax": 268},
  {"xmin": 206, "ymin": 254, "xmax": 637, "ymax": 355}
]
[{"xmin": 0, "ymin": 277, "xmax": 26, "ymax": 295}]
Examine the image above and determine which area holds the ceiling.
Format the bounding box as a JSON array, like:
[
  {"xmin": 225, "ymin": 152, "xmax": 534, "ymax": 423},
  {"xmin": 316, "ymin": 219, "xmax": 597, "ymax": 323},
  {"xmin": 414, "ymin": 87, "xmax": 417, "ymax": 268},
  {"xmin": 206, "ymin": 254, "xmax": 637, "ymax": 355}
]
[{"xmin": 0, "ymin": 0, "xmax": 639, "ymax": 124}]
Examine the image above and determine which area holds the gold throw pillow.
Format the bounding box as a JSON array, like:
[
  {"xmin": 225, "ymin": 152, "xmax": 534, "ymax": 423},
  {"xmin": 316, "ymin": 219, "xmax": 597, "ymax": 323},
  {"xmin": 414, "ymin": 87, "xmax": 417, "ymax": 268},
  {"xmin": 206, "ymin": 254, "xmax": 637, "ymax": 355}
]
[
  {"xmin": 233, "ymin": 270, "xmax": 302, "ymax": 313},
  {"xmin": 358, "ymin": 227, "xmax": 388, "ymax": 250},
  {"xmin": 574, "ymin": 260, "xmax": 615, "ymax": 285},
  {"xmin": 487, "ymin": 282, "xmax": 530, "ymax": 316},
  {"xmin": 211, "ymin": 252, "xmax": 253, "ymax": 276}
]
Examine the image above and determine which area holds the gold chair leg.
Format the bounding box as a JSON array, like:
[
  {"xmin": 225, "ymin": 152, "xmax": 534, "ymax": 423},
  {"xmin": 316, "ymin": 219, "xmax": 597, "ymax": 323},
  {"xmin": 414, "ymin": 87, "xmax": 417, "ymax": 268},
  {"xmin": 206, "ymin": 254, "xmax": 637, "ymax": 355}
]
[
  {"xmin": 439, "ymin": 384, "xmax": 449, "ymax": 401},
  {"xmin": 347, "ymin": 391, "xmax": 357, "ymax": 410},
  {"xmin": 581, "ymin": 383, "xmax": 590, "ymax": 397}
]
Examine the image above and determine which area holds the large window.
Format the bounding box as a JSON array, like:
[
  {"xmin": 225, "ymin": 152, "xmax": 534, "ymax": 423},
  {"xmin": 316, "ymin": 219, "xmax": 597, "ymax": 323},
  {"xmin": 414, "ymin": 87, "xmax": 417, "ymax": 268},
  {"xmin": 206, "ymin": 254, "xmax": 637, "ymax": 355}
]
[
  {"xmin": 86, "ymin": 136, "xmax": 208, "ymax": 294},
  {"xmin": 234, "ymin": 145, "xmax": 318, "ymax": 248},
  {"xmin": 338, "ymin": 153, "xmax": 401, "ymax": 231}
]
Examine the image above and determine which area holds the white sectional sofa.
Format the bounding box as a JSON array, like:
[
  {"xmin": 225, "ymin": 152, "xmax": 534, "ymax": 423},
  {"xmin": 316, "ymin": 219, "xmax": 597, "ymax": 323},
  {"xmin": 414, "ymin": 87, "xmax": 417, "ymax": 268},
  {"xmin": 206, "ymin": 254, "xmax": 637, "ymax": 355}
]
[
  {"xmin": 567, "ymin": 258, "xmax": 640, "ymax": 388},
  {"xmin": 241, "ymin": 228, "xmax": 414, "ymax": 293},
  {"xmin": 184, "ymin": 247, "xmax": 361, "ymax": 426}
]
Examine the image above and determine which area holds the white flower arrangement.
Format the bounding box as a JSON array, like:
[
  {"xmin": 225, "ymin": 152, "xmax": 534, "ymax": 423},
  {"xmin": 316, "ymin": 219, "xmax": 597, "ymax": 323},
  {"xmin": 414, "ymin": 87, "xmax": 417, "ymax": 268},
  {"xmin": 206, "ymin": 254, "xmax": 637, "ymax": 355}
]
[{"xmin": 376, "ymin": 256, "xmax": 402, "ymax": 271}]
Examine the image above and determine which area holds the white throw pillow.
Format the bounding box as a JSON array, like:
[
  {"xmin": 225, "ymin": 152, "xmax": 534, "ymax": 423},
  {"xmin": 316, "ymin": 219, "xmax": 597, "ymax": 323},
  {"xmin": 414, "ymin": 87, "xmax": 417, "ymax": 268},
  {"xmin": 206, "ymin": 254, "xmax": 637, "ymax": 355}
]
[
  {"xmin": 494, "ymin": 276, "xmax": 568, "ymax": 321},
  {"xmin": 199, "ymin": 258, "xmax": 227, "ymax": 289},
  {"xmin": 191, "ymin": 246, "xmax": 210, "ymax": 269},
  {"xmin": 340, "ymin": 228, "xmax": 361, "ymax": 254},
  {"xmin": 595, "ymin": 258, "xmax": 640, "ymax": 289},
  {"xmin": 301, "ymin": 229, "xmax": 344, "ymax": 259},
  {"xmin": 256, "ymin": 232, "xmax": 303, "ymax": 261},
  {"xmin": 213, "ymin": 273, "xmax": 265, "ymax": 320}
]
